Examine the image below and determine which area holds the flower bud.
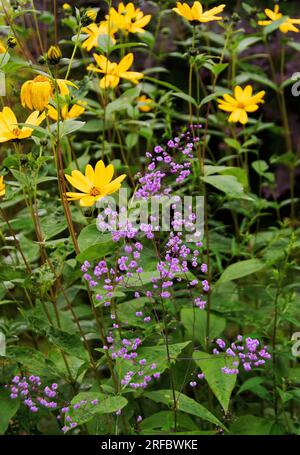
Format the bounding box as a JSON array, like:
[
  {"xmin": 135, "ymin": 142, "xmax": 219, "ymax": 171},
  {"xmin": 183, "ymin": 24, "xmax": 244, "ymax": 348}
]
[
  {"xmin": 47, "ymin": 45, "xmax": 62, "ymax": 65},
  {"xmin": 7, "ymin": 36, "xmax": 17, "ymax": 48}
]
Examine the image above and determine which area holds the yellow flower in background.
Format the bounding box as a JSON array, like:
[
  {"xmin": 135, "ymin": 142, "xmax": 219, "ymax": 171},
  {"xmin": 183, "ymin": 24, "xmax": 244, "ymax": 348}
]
[
  {"xmin": 137, "ymin": 95, "xmax": 154, "ymax": 112},
  {"xmin": 21, "ymin": 76, "xmax": 76, "ymax": 111},
  {"xmin": 62, "ymin": 3, "xmax": 71, "ymax": 10},
  {"xmin": 86, "ymin": 9, "xmax": 97, "ymax": 23},
  {"xmin": 173, "ymin": 1, "xmax": 225, "ymax": 23},
  {"xmin": 47, "ymin": 45, "xmax": 62, "ymax": 65},
  {"xmin": 0, "ymin": 175, "xmax": 5, "ymax": 197},
  {"xmin": 0, "ymin": 40, "xmax": 6, "ymax": 54},
  {"xmin": 65, "ymin": 160, "xmax": 126, "ymax": 207},
  {"xmin": 106, "ymin": 2, "xmax": 151, "ymax": 34},
  {"xmin": 82, "ymin": 22, "xmax": 116, "ymax": 51},
  {"xmin": 47, "ymin": 101, "xmax": 86, "ymax": 121},
  {"xmin": 87, "ymin": 53, "xmax": 143, "ymax": 89},
  {"xmin": 217, "ymin": 86, "xmax": 265, "ymax": 124},
  {"xmin": 258, "ymin": 5, "xmax": 300, "ymax": 33},
  {"xmin": 0, "ymin": 107, "xmax": 45, "ymax": 142}
]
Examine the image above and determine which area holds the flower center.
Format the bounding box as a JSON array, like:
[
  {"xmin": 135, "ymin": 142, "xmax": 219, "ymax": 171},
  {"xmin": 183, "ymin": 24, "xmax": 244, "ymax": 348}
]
[
  {"xmin": 12, "ymin": 127, "xmax": 21, "ymax": 136},
  {"xmin": 237, "ymin": 102, "xmax": 246, "ymax": 109},
  {"xmin": 90, "ymin": 186, "xmax": 101, "ymax": 196}
]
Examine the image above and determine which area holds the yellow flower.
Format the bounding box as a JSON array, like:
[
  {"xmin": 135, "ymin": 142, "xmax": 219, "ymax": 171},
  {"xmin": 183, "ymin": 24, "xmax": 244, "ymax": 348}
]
[
  {"xmin": 47, "ymin": 101, "xmax": 86, "ymax": 121},
  {"xmin": 173, "ymin": 1, "xmax": 225, "ymax": 23},
  {"xmin": 82, "ymin": 22, "xmax": 116, "ymax": 52},
  {"xmin": 21, "ymin": 76, "xmax": 77, "ymax": 111},
  {"xmin": 87, "ymin": 53, "xmax": 143, "ymax": 89},
  {"xmin": 86, "ymin": 9, "xmax": 97, "ymax": 23},
  {"xmin": 0, "ymin": 175, "xmax": 5, "ymax": 198},
  {"xmin": 0, "ymin": 40, "xmax": 6, "ymax": 54},
  {"xmin": 106, "ymin": 2, "xmax": 151, "ymax": 34},
  {"xmin": 0, "ymin": 106, "xmax": 45, "ymax": 142},
  {"xmin": 62, "ymin": 3, "xmax": 71, "ymax": 10},
  {"xmin": 217, "ymin": 85, "xmax": 265, "ymax": 124},
  {"xmin": 137, "ymin": 95, "xmax": 153, "ymax": 112},
  {"xmin": 65, "ymin": 160, "xmax": 126, "ymax": 207},
  {"xmin": 258, "ymin": 5, "xmax": 300, "ymax": 34},
  {"xmin": 47, "ymin": 45, "xmax": 62, "ymax": 64}
]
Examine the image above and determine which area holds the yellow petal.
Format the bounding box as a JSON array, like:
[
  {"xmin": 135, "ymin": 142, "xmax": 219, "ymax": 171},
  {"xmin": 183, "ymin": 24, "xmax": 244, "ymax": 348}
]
[
  {"xmin": 85, "ymin": 164, "xmax": 95, "ymax": 185},
  {"xmin": 79, "ymin": 195, "xmax": 96, "ymax": 207}
]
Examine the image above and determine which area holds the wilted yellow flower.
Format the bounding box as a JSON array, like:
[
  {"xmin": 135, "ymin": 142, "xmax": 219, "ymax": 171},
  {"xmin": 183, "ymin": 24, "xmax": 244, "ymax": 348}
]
[
  {"xmin": 258, "ymin": 5, "xmax": 300, "ymax": 33},
  {"xmin": 82, "ymin": 22, "xmax": 116, "ymax": 51},
  {"xmin": 0, "ymin": 40, "xmax": 6, "ymax": 54},
  {"xmin": 106, "ymin": 2, "xmax": 151, "ymax": 34},
  {"xmin": 217, "ymin": 85, "xmax": 265, "ymax": 124},
  {"xmin": 0, "ymin": 175, "xmax": 5, "ymax": 197},
  {"xmin": 137, "ymin": 95, "xmax": 153, "ymax": 112},
  {"xmin": 47, "ymin": 45, "xmax": 62, "ymax": 64},
  {"xmin": 65, "ymin": 160, "xmax": 126, "ymax": 207},
  {"xmin": 0, "ymin": 107, "xmax": 45, "ymax": 142},
  {"xmin": 21, "ymin": 76, "xmax": 77, "ymax": 111},
  {"xmin": 87, "ymin": 53, "xmax": 143, "ymax": 89},
  {"xmin": 173, "ymin": 1, "xmax": 225, "ymax": 23},
  {"xmin": 47, "ymin": 101, "xmax": 86, "ymax": 121}
]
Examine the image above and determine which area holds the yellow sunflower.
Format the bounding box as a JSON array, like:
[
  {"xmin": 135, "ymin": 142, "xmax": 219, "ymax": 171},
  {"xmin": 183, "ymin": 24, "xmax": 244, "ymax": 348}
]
[
  {"xmin": 65, "ymin": 160, "xmax": 126, "ymax": 207},
  {"xmin": 217, "ymin": 85, "xmax": 265, "ymax": 124}
]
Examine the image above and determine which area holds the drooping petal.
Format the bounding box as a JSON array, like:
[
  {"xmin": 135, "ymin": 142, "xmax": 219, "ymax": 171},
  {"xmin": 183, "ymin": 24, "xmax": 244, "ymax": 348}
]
[{"xmin": 79, "ymin": 195, "xmax": 96, "ymax": 207}]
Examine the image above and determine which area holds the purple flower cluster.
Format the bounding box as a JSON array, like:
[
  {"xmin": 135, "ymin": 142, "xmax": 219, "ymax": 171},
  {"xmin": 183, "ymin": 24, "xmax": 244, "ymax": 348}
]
[
  {"xmin": 135, "ymin": 127, "xmax": 201, "ymax": 199},
  {"xmin": 213, "ymin": 336, "xmax": 271, "ymax": 374},
  {"xmin": 5, "ymin": 374, "xmax": 106, "ymax": 433},
  {"xmin": 7, "ymin": 375, "xmax": 59, "ymax": 412}
]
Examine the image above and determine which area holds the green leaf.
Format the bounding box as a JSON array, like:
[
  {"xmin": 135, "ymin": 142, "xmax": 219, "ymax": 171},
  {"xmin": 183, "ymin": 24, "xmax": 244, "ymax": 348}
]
[
  {"xmin": 211, "ymin": 63, "xmax": 229, "ymax": 77},
  {"xmin": 59, "ymin": 120, "xmax": 85, "ymax": 137},
  {"xmin": 236, "ymin": 37, "xmax": 261, "ymax": 54},
  {"xmin": 237, "ymin": 377, "xmax": 264, "ymax": 395},
  {"xmin": 193, "ymin": 351, "xmax": 237, "ymax": 412},
  {"xmin": 66, "ymin": 392, "xmax": 127, "ymax": 428},
  {"xmin": 77, "ymin": 223, "xmax": 115, "ymax": 262},
  {"xmin": 0, "ymin": 388, "xmax": 20, "ymax": 435},
  {"xmin": 125, "ymin": 132, "xmax": 138, "ymax": 149},
  {"xmin": 144, "ymin": 390, "xmax": 225, "ymax": 429},
  {"xmin": 180, "ymin": 308, "xmax": 225, "ymax": 347},
  {"xmin": 199, "ymin": 91, "xmax": 226, "ymax": 107},
  {"xmin": 111, "ymin": 42, "xmax": 147, "ymax": 52},
  {"xmin": 97, "ymin": 34, "xmax": 114, "ymax": 53},
  {"xmin": 224, "ymin": 138, "xmax": 241, "ymax": 151},
  {"xmin": 252, "ymin": 160, "xmax": 269, "ymax": 175},
  {"xmin": 47, "ymin": 326, "xmax": 89, "ymax": 361},
  {"xmin": 201, "ymin": 175, "xmax": 244, "ymax": 197},
  {"xmin": 172, "ymin": 92, "xmax": 198, "ymax": 107},
  {"xmin": 6, "ymin": 346, "xmax": 46, "ymax": 375},
  {"xmin": 235, "ymin": 72, "xmax": 278, "ymax": 92},
  {"xmin": 229, "ymin": 415, "xmax": 273, "ymax": 435},
  {"xmin": 216, "ymin": 259, "xmax": 266, "ymax": 285}
]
